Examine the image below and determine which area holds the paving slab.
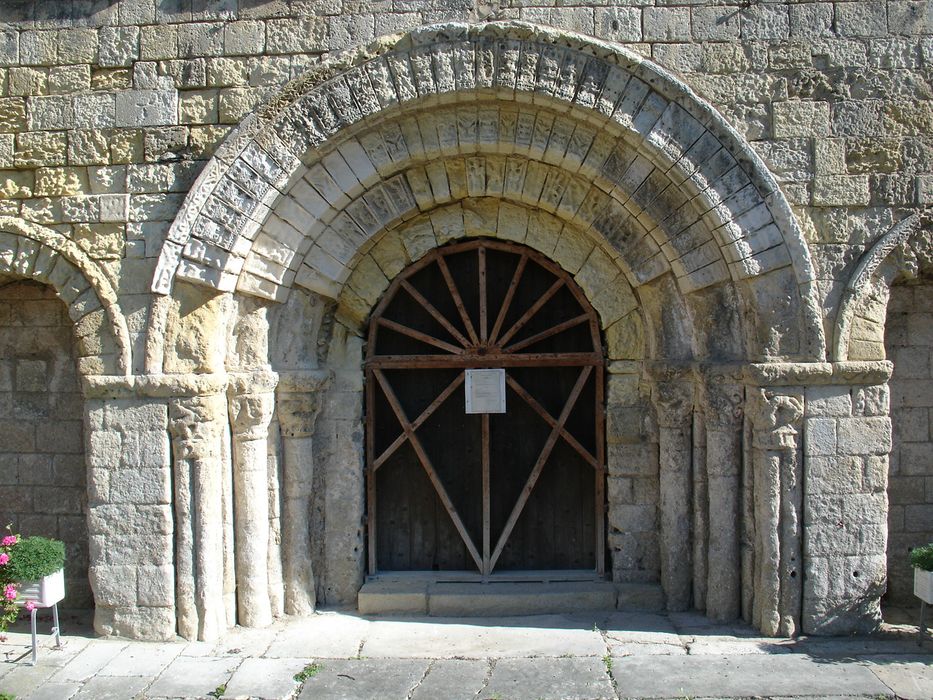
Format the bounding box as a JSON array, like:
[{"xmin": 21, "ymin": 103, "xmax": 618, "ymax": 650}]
[
  {"xmin": 610, "ymin": 653, "xmax": 892, "ymax": 698},
  {"xmin": 297, "ymin": 658, "xmax": 429, "ymax": 700},
  {"xmin": 483, "ymin": 656, "xmax": 615, "ymax": 700},
  {"xmin": 860, "ymin": 654, "xmax": 933, "ymax": 700},
  {"xmin": 223, "ymin": 656, "xmax": 305, "ymax": 700},
  {"xmin": 426, "ymin": 581, "xmax": 617, "ymax": 617},
  {"xmin": 362, "ymin": 617, "xmax": 606, "ymax": 658},
  {"xmin": 0, "ymin": 633, "xmax": 90, "ymax": 668},
  {"xmin": 46, "ymin": 640, "xmax": 128, "ymax": 682},
  {"xmin": 609, "ymin": 640, "xmax": 686, "ymax": 656},
  {"xmin": 213, "ymin": 624, "xmax": 279, "ymax": 658},
  {"xmin": 791, "ymin": 636, "xmax": 931, "ymax": 657},
  {"xmin": 21, "ymin": 680, "xmax": 80, "ymax": 699},
  {"xmin": 684, "ymin": 635, "xmax": 793, "ymax": 655},
  {"xmin": 265, "ymin": 613, "xmax": 369, "ymax": 659},
  {"xmin": 0, "ymin": 662, "xmax": 62, "ymax": 698},
  {"xmin": 596, "ymin": 612, "xmax": 677, "ymax": 633},
  {"xmin": 410, "ymin": 658, "xmax": 490, "ymax": 699},
  {"xmin": 601, "ymin": 612, "xmax": 686, "ymax": 655},
  {"xmin": 147, "ymin": 655, "xmax": 241, "ymax": 698},
  {"xmin": 97, "ymin": 640, "xmax": 184, "ymax": 676},
  {"xmin": 69, "ymin": 674, "xmax": 149, "ymax": 700}
]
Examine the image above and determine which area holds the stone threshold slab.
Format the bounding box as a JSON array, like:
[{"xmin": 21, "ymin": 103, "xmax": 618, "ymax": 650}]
[{"xmin": 357, "ymin": 577, "xmax": 663, "ymax": 616}]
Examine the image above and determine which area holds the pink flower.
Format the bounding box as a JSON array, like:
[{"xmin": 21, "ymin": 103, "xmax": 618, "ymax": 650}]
[
  {"xmin": 0, "ymin": 553, "xmax": 8, "ymax": 565},
  {"xmin": 4, "ymin": 585, "xmax": 16, "ymax": 601},
  {"xmin": 1, "ymin": 535, "xmax": 17, "ymax": 547},
  {"xmin": 23, "ymin": 601, "xmax": 35, "ymax": 612}
]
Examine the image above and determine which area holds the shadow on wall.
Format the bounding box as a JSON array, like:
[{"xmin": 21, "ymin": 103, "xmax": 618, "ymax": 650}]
[
  {"xmin": 0, "ymin": 279, "xmax": 92, "ymax": 610},
  {"xmin": 884, "ymin": 276, "xmax": 933, "ymax": 606}
]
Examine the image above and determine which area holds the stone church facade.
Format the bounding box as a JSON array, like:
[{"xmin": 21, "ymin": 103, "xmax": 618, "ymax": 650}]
[{"xmin": 0, "ymin": 1, "xmax": 930, "ymax": 641}]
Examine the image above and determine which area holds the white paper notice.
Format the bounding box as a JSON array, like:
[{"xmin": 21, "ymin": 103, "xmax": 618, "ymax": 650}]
[{"xmin": 464, "ymin": 368, "xmax": 506, "ymax": 414}]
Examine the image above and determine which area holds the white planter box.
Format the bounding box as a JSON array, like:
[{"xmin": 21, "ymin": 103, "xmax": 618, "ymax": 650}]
[
  {"xmin": 915, "ymin": 567, "xmax": 933, "ymax": 605},
  {"xmin": 17, "ymin": 569, "xmax": 65, "ymax": 608}
]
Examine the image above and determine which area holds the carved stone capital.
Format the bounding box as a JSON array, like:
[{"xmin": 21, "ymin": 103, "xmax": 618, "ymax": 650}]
[
  {"xmin": 277, "ymin": 396, "xmax": 323, "ymax": 438},
  {"xmin": 275, "ymin": 370, "xmax": 332, "ymax": 438},
  {"xmin": 168, "ymin": 394, "xmax": 227, "ymax": 460},
  {"xmin": 746, "ymin": 388, "xmax": 803, "ymax": 450},
  {"xmin": 698, "ymin": 378, "xmax": 744, "ymax": 431},
  {"xmin": 652, "ymin": 380, "xmax": 694, "ymax": 429},
  {"xmin": 228, "ymin": 391, "xmax": 275, "ymax": 440}
]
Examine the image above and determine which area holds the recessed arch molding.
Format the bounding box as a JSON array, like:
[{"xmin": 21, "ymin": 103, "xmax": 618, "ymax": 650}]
[
  {"xmin": 152, "ymin": 20, "xmax": 825, "ymax": 361},
  {"xmin": 833, "ymin": 207, "xmax": 933, "ymax": 361},
  {"xmin": 0, "ymin": 216, "xmax": 132, "ymax": 376}
]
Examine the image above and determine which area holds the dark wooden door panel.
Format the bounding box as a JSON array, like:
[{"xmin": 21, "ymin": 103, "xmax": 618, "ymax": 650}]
[{"xmin": 366, "ymin": 239, "xmax": 606, "ymax": 576}]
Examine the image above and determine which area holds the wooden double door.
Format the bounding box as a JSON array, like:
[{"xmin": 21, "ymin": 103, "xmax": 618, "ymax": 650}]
[{"xmin": 365, "ymin": 240, "xmax": 606, "ymax": 577}]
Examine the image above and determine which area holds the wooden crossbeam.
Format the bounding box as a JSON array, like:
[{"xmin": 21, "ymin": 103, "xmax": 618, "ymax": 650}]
[
  {"xmin": 489, "ymin": 366, "xmax": 593, "ymax": 571},
  {"xmin": 371, "ymin": 372, "xmax": 465, "ymax": 471},
  {"xmin": 437, "ymin": 254, "xmax": 479, "ymax": 346},
  {"xmin": 400, "ymin": 279, "xmax": 471, "ymax": 348},
  {"xmin": 505, "ymin": 374, "xmax": 599, "ymax": 469},
  {"xmin": 373, "ymin": 369, "xmax": 484, "ymax": 572},
  {"xmin": 489, "ymin": 253, "xmax": 528, "ymax": 345},
  {"xmin": 497, "ymin": 278, "xmax": 565, "ymax": 347}
]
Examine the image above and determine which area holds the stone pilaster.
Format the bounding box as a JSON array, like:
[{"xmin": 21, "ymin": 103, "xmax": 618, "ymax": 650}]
[
  {"xmin": 746, "ymin": 387, "xmax": 804, "ymax": 637},
  {"xmin": 228, "ymin": 369, "xmax": 278, "ymax": 628},
  {"xmin": 276, "ymin": 370, "xmax": 332, "ymax": 616},
  {"xmin": 168, "ymin": 394, "xmax": 228, "ymax": 642},
  {"xmin": 692, "ymin": 407, "xmax": 707, "ymax": 613},
  {"xmin": 651, "ymin": 375, "xmax": 694, "ymax": 612},
  {"xmin": 85, "ymin": 395, "xmax": 176, "ymax": 641},
  {"xmin": 698, "ymin": 370, "xmax": 744, "ymax": 622}
]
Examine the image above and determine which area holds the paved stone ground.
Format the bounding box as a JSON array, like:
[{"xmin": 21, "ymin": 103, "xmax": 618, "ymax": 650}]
[{"xmin": 0, "ymin": 607, "xmax": 929, "ymax": 700}]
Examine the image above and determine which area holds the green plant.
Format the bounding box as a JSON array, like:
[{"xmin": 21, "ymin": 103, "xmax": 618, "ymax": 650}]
[
  {"xmin": 602, "ymin": 653, "xmax": 613, "ymax": 674},
  {"xmin": 910, "ymin": 543, "xmax": 933, "ymax": 572},
  {"xmin": 208, "ymin": 683, "xmax": 226, "ymax": 698},
  {"xmin": 0, "ymin": 528, "xmax": 64, "ymax": 635},
  {"xmin": 293, "ymin": 662, "xmax": 322, "ymax": 683},
  {"xmin": 5, "ymin": 537, "xmax": 65, "ymax": 582},
  {"xmin": 0, "ymin": 692, "xmax": 15, "ymax": 700}
]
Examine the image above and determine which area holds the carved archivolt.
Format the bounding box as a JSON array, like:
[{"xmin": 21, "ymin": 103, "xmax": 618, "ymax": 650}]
[
  {"xmin": 151, "ymin": 21, "xmax": 824, "ymax": 360},
  {"xmin": 0, "ymin": 216, "xmax": 132, "ymax": 376},
  {"xmin": 833, "ymin": 208, "xmax": 932, "ymax": 361}
]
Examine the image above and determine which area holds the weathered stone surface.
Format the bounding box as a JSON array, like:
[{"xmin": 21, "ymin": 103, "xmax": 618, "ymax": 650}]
[{"xmin": 0, "ymin": 11, "xmax": 925, "ymax": 647}]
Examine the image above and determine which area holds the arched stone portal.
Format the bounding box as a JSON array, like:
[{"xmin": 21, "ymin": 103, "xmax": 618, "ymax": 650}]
[
  {"xmin": 833, "ymin": 210, "xmax": 933, "ymax": 614},
  {"xmin": 140, "ymin": 22, "xmax": 900, "ymax": 641}
]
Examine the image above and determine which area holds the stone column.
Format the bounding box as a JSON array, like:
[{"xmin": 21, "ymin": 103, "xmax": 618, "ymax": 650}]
[
  {"xmin": 692, "ymin": 408, "xmax": 708, "ymax": 613},
  {"xmin": 652, "ymin": 376, "xmax": 694, "ymax": 612},
  {"xmin": 699, "ymin": 370, "xmax": 744, "ymax": 622},
  {"xmin": 276, "ymin": 370, "xmax": 332, "ymax": 615},
  {"xmin": 228, "ymin": 369, "xmax": 278, "ymax": 628},
  {"xmin": 168, "ymin": 393, "xmax": 229, "ymax": 642},
  {"xmin": 746, "ymin": 387, "xmax": 804, "ymax": 637}
]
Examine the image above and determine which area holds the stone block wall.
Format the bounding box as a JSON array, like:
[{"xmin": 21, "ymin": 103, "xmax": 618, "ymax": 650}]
[
  {"xmin": 885, "ymin": 279, "xmax": 933, "ymax": 603},
  {"xmin": 0, "ymin": 1, "xmax": 927, "ymax": 340},
  {"xmin": 0, "ymin": 279, "xmax": 90, "ymax": 608},
  {"xmin": 606, "ymin": 367, "xmax": 659, "ymax": 585},
  {"xmin": 85, "ymin": 396, "xmax": 175, "ymax": 639},
  {"xmin": 803, "ymin": 381, "xmax": 891, "ymax": 633},
  {"xmin": 0, "ymin": 0, "xmax": 927, "ymax": 641}
]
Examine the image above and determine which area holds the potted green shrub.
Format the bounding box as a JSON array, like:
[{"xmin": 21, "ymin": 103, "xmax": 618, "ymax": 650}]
[
  {"xmin": 910, "ymin": 542, "xmax": 933, "ymax": 605},
  {"xmin": 0, "ymin": 533, "xmax": 66, "ymax": 616}
]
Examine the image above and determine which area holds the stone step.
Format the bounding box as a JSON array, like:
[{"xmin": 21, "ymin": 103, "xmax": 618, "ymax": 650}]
[{"xmin": 357, "ymin": 577, "xmax": 664, "ymax": 616}]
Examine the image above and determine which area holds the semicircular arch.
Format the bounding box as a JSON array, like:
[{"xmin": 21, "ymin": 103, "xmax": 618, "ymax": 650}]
[
  {"xmin": 833, "ymin": 208, "xmax": 933, "ymax": 361},
  {"xmin": 0, "ymin": 217, "xmax": 132, "ymax": 376},
  {"xmin": 153, "ymin": 20, "xmax": 824, "ymax": 361}
]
